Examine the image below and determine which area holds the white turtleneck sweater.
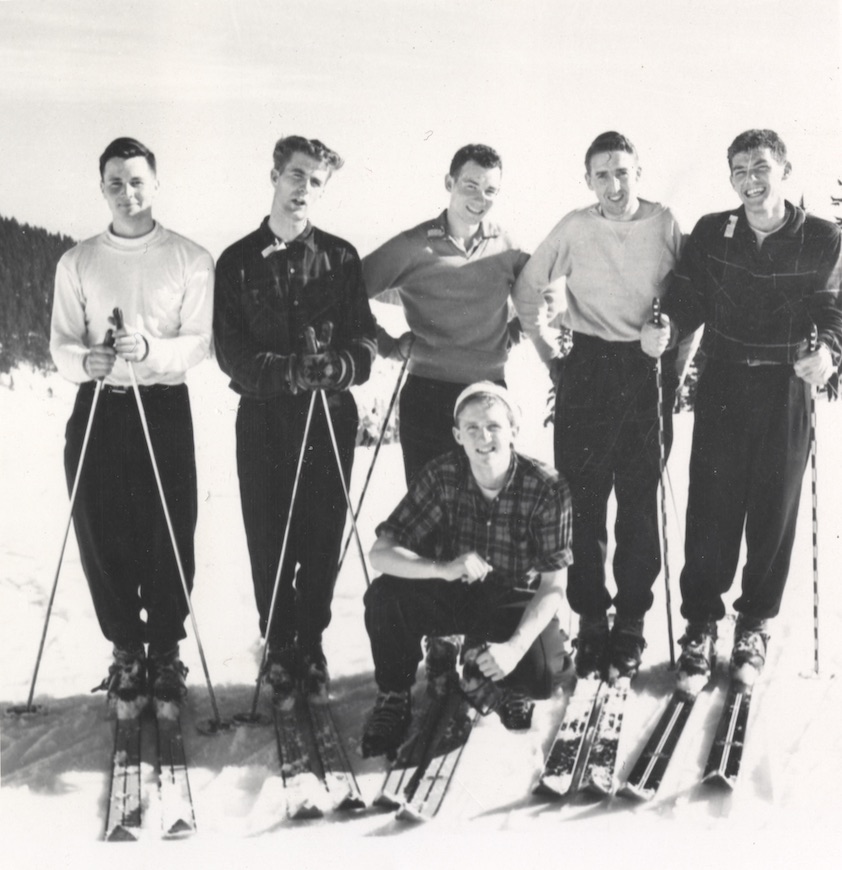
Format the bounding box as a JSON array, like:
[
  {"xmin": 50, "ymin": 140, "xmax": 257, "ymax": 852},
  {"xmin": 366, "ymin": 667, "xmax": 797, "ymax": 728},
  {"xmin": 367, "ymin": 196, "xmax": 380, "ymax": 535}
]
[{"xmin": 50, "ymin": 222, "xmax": 214, "ymax": 386}]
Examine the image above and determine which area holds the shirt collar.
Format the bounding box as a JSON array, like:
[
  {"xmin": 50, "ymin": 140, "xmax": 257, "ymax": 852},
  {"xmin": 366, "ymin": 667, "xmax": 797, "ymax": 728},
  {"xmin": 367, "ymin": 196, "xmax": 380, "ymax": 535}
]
[
  {"xmin": 258, "ymin": 216, "xmax": 317, "ymax": 253},
  {"xmin": 427, "ymin": 210, "xmax": 500, "ymax": 244},
  {"xmin": 732, "ymin": 200, "xmax": 804, "ymax": 240}
]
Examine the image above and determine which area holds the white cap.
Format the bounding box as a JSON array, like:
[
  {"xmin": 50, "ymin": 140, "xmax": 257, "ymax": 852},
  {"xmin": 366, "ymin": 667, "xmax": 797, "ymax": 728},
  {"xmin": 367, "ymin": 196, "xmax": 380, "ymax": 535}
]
[{"xmin": 453, "ymin": 381, "xmax": 520, "ymax": 425}]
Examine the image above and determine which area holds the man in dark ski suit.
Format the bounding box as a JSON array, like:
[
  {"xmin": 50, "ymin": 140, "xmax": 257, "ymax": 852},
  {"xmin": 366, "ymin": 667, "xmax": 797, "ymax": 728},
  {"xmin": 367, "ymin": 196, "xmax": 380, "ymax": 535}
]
[
  {"xmin": 642, "ymin": 129, "xmax": 842, "ymax": 691},
  {"xmin": 214, "ymin": 135, "xmax": 377, "ymax": 704}
]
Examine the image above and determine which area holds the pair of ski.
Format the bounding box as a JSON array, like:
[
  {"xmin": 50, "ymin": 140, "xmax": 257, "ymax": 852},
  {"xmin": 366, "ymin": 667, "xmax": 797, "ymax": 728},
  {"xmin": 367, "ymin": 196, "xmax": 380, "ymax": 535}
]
[
  {"xmin": 535, "ymin": 675, "xmax": 630, "ymax": 799},
  {"xmin": 375, "ymin": 686, "xmax": 476, "ymax": 822},
  {"xmin": 620, "ymin": 678, "xmax": 753, "ymax": 800},
  {"xmin": 272, "ymin": 691, "xmax": 365, "ymax": 819},
  {"xmin": 105, "ymin": 710, "xmax": 195, "ymax": 841}
]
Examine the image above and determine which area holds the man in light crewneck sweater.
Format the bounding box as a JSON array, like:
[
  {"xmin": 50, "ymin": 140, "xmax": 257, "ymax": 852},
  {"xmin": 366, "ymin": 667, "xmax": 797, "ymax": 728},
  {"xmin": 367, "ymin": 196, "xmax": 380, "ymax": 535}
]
[
  {"xmin": 514, "ymin": 131, "xmax": 684, "ymax": 684},
  {"xmin": 50, "ymin": 137, "xmax": 214, "ymax": 715}
]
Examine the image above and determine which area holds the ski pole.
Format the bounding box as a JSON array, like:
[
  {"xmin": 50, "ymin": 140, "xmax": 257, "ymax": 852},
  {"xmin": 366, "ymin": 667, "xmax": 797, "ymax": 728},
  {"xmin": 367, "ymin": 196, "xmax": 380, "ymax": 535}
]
[
  {"xmin": 7, "ymin": 378, "xmax": 104, "ymax": 717},
  {"xmin": 304, "ymin": 322, "xmax": 370, "ymax": 587},
  {"xmin": 653, "ymin": 298, "xmax": 676, "ymax": 667},
  {"xmin": 808, "ymin": 324, "xmax": 820, "ymax": 676},
  {"xmin": 335, "ymin": 356, "xmax": 407, "ymax": 578},
  {"xmin": 114, "ymin": 309, "xmax": 230, "ymax": 733},
  {"xmin": 237, "ymin": 390, "xmax": 317, "ymax": 725},
  {"xmin": 319, "ymin": 389, "xmax": 371, "ymax": 588}
]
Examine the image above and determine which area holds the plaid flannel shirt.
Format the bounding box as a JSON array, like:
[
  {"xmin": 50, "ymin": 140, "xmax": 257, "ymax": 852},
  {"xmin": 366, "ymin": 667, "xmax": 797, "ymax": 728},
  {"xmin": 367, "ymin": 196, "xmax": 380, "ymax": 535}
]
[{"xmin": 376, "ymin": 450, "xmax": 573, "ymax": 588}]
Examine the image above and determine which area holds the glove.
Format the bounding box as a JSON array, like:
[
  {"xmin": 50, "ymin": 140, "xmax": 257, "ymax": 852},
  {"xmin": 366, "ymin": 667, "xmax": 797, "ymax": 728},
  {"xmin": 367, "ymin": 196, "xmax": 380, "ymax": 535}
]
[
  {"xmin": 291, "ymin": 322, "xmax": 349, "ymax": 391},
  {"xmin": 460, "ymin": 646, "xmax": 505, "ymax": 715},
  {"xmin": 293, "ymin": 349, "xmax": 348, "ymax": 390}
]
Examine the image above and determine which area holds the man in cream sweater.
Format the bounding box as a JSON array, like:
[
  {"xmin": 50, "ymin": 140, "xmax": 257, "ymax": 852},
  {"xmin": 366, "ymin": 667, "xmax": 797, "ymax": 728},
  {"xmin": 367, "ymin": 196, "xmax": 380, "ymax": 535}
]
[{"xmin": 514, "ymin": 131, "xmax": 686, "ymax": 684}]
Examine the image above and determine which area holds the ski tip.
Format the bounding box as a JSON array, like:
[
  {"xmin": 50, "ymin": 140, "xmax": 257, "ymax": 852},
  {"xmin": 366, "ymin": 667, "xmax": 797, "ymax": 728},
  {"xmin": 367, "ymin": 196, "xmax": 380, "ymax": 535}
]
[
  {"xmin": 582, "ymin": 778, "xmax": 615, "ymax": 799},
  {"xmin": 532, "ymin": 779, "xmax": 567, "ymax": 800},
  {"xmin": 616, "ymin": 783, "xmax": 654, "ymax": 802},
  {"xmin": 373, "ymin": 790, "xmax": 404, "ymax": 811},
  {"xmin": 105, "ymin": 824, "xmax": 140, "ymax": 842},
  {"xmin": 394, "ymin": 803, "xmax": 429, "ymax": 824},
  {"xmin": 164, "ymin": 818, "xmax": 197, "ymax": 838},
  {"xmin": 288, "ymin": 802, "xmax": 325, "ymax": 821},
  {"xmin": 335, "ymin": 794, "xmax": 367, "ymax": 812},
  {"xmin": 702, "ymin": 771, "xmax": 737, "ymax": 790}
]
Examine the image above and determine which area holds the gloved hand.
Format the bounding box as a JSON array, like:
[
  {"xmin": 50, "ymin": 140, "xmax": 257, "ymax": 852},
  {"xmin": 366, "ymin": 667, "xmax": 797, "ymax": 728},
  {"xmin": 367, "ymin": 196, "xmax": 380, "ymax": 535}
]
[
  {"xmin": 291, "ymin": 322, "xmax": 349, "ymax": 391},
  {"xmin": 293, "ymin": 349, "xmax": 347, "ymax": 390}
]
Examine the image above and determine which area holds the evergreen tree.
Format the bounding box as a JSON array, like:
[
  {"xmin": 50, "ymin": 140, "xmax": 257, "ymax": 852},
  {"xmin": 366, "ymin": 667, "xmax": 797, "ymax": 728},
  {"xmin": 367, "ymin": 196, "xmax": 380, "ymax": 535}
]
[{"xmin": 0, "ymin": 215, "xmax": 76, "ymax": 373}]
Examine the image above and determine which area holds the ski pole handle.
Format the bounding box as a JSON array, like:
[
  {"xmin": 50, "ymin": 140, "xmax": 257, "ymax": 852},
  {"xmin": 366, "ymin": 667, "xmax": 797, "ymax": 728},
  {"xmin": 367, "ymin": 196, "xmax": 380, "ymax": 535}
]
[
  {"xmin": 653, "ymin": 297, "xmax": 662, "ymax": 327},
  {"xmin": 320, "ymin": 320, "xmax": 334, "ymax": 348},
  {"xmin": 809, "ymin": 324, "xmax": 818, "ymax": 354},
  {"xmin": 303, "ymin": 326, "xmax": 319, "ymax": 354}
]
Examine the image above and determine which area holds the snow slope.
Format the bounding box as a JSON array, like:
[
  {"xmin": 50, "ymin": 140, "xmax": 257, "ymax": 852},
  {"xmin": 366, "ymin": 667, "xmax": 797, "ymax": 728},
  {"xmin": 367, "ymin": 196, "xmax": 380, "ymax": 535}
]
[{"xmin": 2, "ymin": 347, "xmax": 842, "ymax": 869}]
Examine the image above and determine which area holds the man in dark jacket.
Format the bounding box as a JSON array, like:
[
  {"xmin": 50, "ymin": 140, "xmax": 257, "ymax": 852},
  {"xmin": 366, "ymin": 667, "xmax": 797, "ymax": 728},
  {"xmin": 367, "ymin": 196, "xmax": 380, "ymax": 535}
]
[
  {"xmin": 214, "ymin": 135, "xmax": 377, "ymax": 705},
  {"xmin": 641, "ymin": 129, "xmax": 842, "ymax": 692}
]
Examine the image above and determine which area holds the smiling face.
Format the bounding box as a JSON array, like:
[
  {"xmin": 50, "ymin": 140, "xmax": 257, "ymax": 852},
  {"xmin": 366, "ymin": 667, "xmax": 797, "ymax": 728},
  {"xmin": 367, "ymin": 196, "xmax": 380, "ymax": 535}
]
[
  {"xmin": 270, "ymin": 151, "xmax": 330, "ymax": 224},
  {"xmin": 585, "ymin": 149, "xmax": 642, "ymax": 221},
  {"xmin": 100, "ymin": 155, "xmax": 159, "ymax": 235},
  {"xmin": 453, "ymin": 397, "xmax": 517, "ymax": 482},
  {"xmin": 445, "ymin": 160, "xmax": 502, "ymax": 227},
  {"xmin": 729, "ymin": 147, "xmax": 790, "ymax": 218}
]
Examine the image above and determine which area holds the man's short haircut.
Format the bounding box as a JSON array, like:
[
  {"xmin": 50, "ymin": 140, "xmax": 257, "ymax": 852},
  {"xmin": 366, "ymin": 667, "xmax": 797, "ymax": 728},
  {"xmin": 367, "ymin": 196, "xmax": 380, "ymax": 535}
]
[
  {"xmin": 99, "ymin": 137, "xmax": 156, "ymax": 178},
  {"xmin": 449, "ymin": 144, "xmax": 502, "ymax": 179},
  {"xmin": 584, "ymin": 131, "xmax": 637, "ymax": 172},
  {"xmin": 727, "ymin": 129, "xmax": 788, "ymax": 169},
  {"xmin": 273, "ymin": 135, "xmax": 344, "ymax": 174}
]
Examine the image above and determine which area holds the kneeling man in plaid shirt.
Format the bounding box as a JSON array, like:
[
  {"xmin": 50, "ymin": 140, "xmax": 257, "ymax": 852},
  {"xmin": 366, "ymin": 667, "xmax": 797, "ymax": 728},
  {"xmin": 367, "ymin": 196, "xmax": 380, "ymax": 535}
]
[{"xmin": 361, "ymin": 382, "xmax": 572, "ymax": 758}]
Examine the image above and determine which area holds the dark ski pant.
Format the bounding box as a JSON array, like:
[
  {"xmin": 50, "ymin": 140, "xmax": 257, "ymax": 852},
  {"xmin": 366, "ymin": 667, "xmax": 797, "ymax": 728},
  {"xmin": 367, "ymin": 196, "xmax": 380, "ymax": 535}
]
[
  {"xmin": 554, "ymin": 334, "xmax": 675, "ymax": 621},
  {"xmin": 364, "ymin": 575, "xmax": 568, "ymax": 697},
  {"xmin": 399, "ymin": 374, "xmax": 506, "ymax": 486},
  {"xmin": 236, "ymin": 390, "xmax": 357, "ymax": 652},
  {"xmin": 65, "ymin": 382, "xmax": 197, "ymax": 652},
  {"xmin": 679, "ymin": 361, "xmax": 811, "ymax": 623}
]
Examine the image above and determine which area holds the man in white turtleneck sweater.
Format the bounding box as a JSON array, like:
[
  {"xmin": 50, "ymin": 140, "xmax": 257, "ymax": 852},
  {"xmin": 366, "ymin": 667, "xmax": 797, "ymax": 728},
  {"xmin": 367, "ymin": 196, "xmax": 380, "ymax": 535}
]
[
  {"xmin": 50, "ymin": 137, "xmax": 213, "ymax": 715},
  {"xmin": 514, "ymin": 131, "xmax": 686, "ymax": 686}
]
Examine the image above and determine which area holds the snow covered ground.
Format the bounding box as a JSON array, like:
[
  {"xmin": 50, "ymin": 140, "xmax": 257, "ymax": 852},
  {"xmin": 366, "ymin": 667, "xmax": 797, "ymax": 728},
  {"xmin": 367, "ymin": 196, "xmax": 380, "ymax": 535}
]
[{"xmin": 2, "ymin": 346, "xmax": 842, "ymax": 869}]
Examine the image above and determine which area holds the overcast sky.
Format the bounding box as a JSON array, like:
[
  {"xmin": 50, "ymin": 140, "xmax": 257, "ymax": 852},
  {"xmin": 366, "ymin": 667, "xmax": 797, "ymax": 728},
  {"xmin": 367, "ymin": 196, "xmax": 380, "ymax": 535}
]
[{"xmin": 0, "ymin": 0, "xmax": 839, "ymax": 258}]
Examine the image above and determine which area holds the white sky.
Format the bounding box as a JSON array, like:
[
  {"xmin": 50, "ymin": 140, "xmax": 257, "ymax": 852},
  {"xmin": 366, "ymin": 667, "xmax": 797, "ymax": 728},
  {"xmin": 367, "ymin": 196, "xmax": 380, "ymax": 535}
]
[{"xmin": 0, "ymin": 0, "xmax": 839, "ymax": 259}]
